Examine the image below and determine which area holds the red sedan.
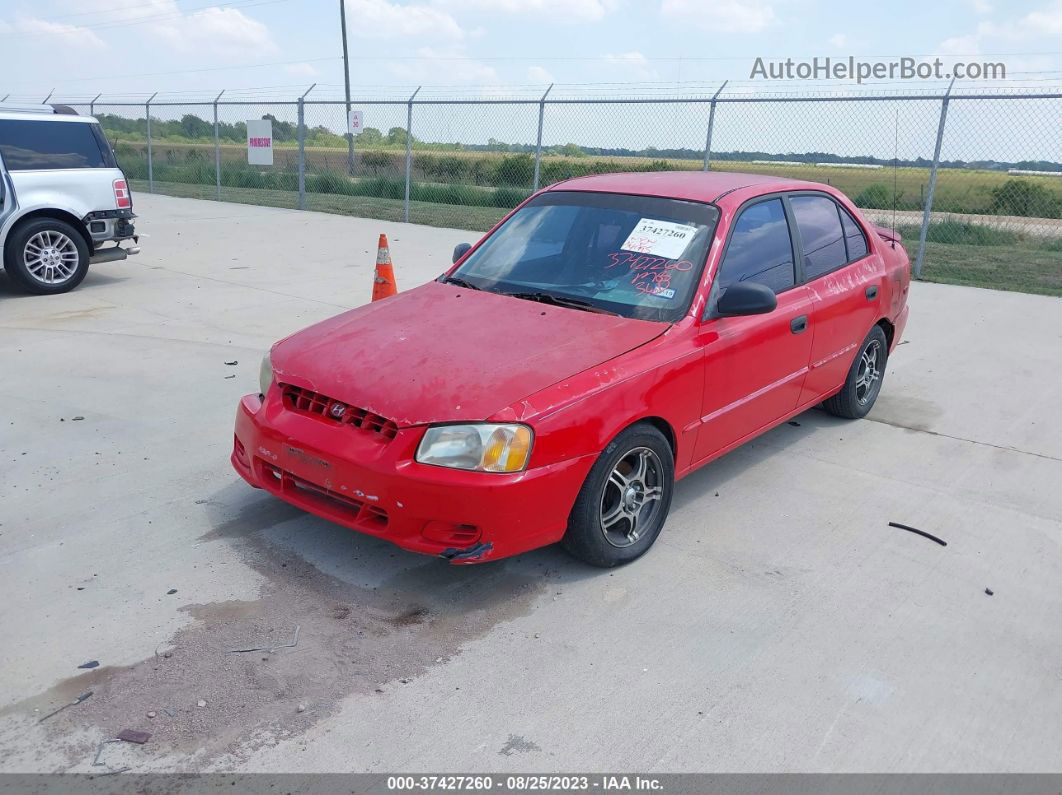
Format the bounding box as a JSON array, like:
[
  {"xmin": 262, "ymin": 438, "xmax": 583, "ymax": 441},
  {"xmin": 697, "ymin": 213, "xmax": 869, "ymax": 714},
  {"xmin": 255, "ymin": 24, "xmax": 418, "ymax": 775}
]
[{"xmin": 232, "ymin": 171, "xmax": 910, "ymax": 567}]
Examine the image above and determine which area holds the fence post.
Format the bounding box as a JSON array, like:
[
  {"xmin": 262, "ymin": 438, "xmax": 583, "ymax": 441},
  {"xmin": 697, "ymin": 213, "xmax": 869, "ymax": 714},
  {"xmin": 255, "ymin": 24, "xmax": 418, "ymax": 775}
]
[
  {"xmin": 703, "ymin": 81, "xmax": 728, "ymax": 171},
  {"xmin": 213, "ymin": 90, "xmax": 224, "ymax": 201},
  {"xmin": 297, "ymin": 84, "xmax": 316, "ymax": 211},
  {"xmin": 403, "ymin": 86, "xmax": 421, "ymax": 224},
  {"xmin": 145, "ymin": 92, "xmax": 157, "ymax": 193},
  {"xmin": 532, "ymin": 83, "xmax": 554, "ymax": 193},
  {"xmin": 89, "ymin": 93, "xmax": 101, "ymax": 117},
  {"xmin": 914, "ymin": 78, "xmax": 954, "ymax": 280}
]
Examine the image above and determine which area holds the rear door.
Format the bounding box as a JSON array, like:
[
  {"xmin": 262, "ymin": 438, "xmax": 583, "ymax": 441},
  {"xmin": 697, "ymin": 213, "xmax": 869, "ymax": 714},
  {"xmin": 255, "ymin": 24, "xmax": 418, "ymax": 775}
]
[
  {"xmin": 692, "ymin": 196, "xmax": 815, "ymax": 463},
  {"xmin": 787, "ymin": 192, "xmax": 884, "ymax": 403}
]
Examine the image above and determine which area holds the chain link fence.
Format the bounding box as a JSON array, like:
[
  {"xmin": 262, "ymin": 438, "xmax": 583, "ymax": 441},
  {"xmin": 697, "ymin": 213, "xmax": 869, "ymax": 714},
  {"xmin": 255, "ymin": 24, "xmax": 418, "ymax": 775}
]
[{"xmin": 37, "ymin": 86, "xmax": 1062, "ymax": 294}]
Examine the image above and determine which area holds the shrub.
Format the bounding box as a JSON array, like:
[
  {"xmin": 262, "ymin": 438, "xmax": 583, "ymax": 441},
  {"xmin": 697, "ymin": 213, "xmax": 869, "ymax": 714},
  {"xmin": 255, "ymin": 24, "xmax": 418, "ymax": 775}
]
[
  {"xmin": 854, "ymin": 183, "xmax": 893, "ymax": 209},
  {"xmin": 493, "ymin": 154, "xmax": 534, "ymax": 188},
  {"xmin": 361, "ymin": 150, "xmax": 397, "ymax": 175},
  {"xmin": 989, "ymin": 179, "xmax": 1060, "ymax": 218}
]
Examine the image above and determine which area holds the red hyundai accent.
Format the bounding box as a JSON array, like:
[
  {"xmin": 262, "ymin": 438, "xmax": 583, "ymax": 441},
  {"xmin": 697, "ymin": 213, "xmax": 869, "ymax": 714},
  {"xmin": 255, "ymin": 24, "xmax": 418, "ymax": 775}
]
[{"xmin": 232, "ymin": 171, "xmax": 910, "ymax": 567}]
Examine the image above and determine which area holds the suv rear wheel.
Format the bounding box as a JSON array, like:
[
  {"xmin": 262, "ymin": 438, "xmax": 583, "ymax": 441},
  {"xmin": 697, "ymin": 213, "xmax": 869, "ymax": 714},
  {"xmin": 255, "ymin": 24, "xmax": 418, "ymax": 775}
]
[{"xmin": 4, "ymin": 218, "xmax": 90, "ymax": 295}]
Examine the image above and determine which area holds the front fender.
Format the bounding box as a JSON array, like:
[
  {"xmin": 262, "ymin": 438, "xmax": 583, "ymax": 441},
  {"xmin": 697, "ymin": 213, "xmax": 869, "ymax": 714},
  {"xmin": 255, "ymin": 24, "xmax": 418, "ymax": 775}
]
[{"xmin": 493, "ymin": 326, "xmax": 705, "ymax": 473}]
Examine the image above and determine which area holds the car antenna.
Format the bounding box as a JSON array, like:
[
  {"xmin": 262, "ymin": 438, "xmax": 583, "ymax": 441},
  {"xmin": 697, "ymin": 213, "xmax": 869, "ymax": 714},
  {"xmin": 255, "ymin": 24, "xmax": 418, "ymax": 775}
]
[{"xmin": 891, "ymin": 109, "xmax": 899, "ymax": 249}]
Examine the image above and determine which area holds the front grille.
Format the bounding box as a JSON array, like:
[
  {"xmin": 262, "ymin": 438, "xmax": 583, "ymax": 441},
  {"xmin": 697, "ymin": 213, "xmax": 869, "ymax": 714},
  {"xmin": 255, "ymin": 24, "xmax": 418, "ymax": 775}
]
[
  {"xmin": 259, "ymin": 459, "xmax": 389, "ymax": 532},
  {"xmin": 281, "ymin": 384, "xmax": 398, "ymax": 440}
]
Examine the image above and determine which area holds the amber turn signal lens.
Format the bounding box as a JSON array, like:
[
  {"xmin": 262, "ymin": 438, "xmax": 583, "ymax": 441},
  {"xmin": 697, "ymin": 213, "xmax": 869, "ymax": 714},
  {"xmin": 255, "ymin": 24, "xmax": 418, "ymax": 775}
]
[{"xmin": 481, "ymin": 425, "xmax": 532, "ymax": 473}]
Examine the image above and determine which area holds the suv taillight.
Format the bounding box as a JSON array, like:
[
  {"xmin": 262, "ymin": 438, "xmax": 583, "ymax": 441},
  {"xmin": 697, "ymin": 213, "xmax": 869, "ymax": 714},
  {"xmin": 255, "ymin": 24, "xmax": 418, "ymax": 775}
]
[{"xmin": 113, "ymin": 178, "xmax": 131, "ymax": 209}]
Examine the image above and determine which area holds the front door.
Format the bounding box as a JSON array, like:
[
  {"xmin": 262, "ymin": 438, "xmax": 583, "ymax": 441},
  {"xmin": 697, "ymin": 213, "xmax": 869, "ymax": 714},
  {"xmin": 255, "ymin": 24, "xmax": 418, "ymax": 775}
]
[{"xmin": 692, "ymin": 197, "xmax": 815, "ymax": 463}]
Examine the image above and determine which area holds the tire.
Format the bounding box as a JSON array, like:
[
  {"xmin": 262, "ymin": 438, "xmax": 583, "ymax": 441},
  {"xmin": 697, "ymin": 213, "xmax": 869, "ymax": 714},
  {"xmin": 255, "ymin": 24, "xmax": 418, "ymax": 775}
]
[
  {"xmin": 3, "ymin": 218, "xmax": 90, "ymax": 295},
  {"xmin": 562, "ymin": 423, "xmax": 675, "ymax": 568},
  {"xmin": 822, "ymin": 325, "xmax": 889, "ymax": 419}
]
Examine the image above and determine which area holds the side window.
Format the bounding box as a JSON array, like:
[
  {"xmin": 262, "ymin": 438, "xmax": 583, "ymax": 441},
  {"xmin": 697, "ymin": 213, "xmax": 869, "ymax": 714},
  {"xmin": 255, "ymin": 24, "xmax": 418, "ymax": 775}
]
[
  {"xmin": 0, "ymin": 119, "xmax": 110, "ymax": 170},
  {"xmin": 839, "ymin": 206, "xmax": 869, "ymax": 261},
  {"xmin": 790, "ymin": 195, "xmax": 847, "ymax": 280},
  {"xmin": 715, "ymin": 198, "xmax": 795, "ymax": 294}
]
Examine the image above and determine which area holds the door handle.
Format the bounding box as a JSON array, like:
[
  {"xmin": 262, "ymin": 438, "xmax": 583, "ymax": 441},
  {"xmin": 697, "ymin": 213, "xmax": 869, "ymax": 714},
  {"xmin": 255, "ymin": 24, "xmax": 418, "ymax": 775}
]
[
  {"xmin": 790, "ymin": 315, "xmax": 808, "ymax": 334},
  {"xmin": 865, "ymin": 285, "xmax": 879, "ymax": 300}
]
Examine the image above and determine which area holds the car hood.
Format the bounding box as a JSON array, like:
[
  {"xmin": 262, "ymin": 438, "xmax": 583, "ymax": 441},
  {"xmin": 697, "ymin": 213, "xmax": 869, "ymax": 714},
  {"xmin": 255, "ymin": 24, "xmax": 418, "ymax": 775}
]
[{"xmin": 271, "ymin": 280, "xmax": 667, "ymax": 426}]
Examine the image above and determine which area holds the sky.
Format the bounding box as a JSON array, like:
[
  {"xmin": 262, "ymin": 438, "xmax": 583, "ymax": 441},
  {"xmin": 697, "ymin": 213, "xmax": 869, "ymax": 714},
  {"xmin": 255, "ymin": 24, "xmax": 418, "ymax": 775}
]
[
  {"xmin": 1, "ymin": 0, "xmax": 1061, "ymax": 102},
  {"xmin": 1, "ymin": 0, "xmax": 1060, "ymax": 161}
]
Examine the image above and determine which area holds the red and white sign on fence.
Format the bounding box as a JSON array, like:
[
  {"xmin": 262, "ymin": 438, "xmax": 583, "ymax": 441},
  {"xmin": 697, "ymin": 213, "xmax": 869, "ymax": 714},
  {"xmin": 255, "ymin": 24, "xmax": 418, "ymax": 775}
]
[{"xmin": 246, "ymin": 119, "xmax": 273, "ymax": 166}]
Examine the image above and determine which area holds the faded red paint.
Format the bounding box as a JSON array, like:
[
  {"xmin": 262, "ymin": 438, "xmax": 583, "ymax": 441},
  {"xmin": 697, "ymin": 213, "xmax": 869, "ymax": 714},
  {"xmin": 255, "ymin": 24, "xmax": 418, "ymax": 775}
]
[{"xmin": 232, "ymin": 171, "xmax": 910, "ymax": 563}]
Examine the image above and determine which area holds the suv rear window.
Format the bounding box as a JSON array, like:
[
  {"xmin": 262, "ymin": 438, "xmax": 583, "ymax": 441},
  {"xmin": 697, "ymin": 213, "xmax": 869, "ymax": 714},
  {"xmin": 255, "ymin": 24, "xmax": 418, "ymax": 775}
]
[{"xmin": 0, "ymin": 119, "xmax": 116, "ymax": 170}]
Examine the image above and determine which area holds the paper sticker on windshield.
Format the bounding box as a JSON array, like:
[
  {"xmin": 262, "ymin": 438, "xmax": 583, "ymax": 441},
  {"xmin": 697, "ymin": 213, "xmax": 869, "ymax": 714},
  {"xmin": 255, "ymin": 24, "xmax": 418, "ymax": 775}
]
[{"xmin": 621, "ymin": 219, "xmax": 697, "ymax": 260}]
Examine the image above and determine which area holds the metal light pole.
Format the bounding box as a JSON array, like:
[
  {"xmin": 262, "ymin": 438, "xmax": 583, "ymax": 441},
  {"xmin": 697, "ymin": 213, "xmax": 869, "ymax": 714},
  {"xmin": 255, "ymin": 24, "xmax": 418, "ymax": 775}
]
[{"xmin": 340, "ymin": 0, "xmax": 355, "ymax": 177}]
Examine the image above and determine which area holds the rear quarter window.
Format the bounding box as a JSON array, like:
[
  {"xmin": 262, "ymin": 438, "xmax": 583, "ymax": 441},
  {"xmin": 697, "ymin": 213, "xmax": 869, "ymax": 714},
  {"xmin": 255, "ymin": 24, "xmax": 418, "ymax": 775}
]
[{"xmin": 0, "ymin": 119, "xmax": 115, "ymax": 170}]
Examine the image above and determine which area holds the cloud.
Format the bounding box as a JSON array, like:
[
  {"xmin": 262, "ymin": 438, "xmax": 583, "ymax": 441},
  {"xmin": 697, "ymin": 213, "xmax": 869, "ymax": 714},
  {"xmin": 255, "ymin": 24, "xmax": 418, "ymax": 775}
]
[
  {"xmin": 828, "ymin": 33, "xmax": 848, "ymax": 48},
  {"xmin": 345, "ymin": 0, "xmax": 464, "ymax": 38},
  {"xmin": 971, "ymin": 0, "xmax": 992, "ymax": 14},
  {"xmin": 0, "ymin": 16, "xmax": 106, "ymax": 49},
  {"xmin": 527, "ymin": 65, "xmax": 555, "ymax": 84},
  {"xmin": 434, "ymin": 0, "xmax": 616, "ymax": 22},
  {"xmin": 153, "ymin": 6, "xmax": 278, "ymax": 55},
  {"xmin": 661, "ymin": 0, "xmax": 776, "ymax": 33},
  {"xmin": 602, "ymin": 51, "xmax": 658, "ymax": 80},
  {"xmin": 387, "ymin": 46, "xmax": 498, "ymax": 83}
]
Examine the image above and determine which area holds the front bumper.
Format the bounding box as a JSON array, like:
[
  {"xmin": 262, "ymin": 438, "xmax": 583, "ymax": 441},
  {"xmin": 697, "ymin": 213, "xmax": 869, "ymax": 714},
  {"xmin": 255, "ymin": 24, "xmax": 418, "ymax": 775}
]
[{"xmin": 231, "ymin": 393, "xmax": 595, "ymax": 563}]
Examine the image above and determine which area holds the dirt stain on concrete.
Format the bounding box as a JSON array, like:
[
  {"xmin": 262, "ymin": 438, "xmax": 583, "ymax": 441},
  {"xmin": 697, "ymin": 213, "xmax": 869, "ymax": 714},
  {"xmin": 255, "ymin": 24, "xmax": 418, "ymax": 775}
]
[{"xmin": 1, "ymin": 493, "xmax": 545, "ymax": 770}]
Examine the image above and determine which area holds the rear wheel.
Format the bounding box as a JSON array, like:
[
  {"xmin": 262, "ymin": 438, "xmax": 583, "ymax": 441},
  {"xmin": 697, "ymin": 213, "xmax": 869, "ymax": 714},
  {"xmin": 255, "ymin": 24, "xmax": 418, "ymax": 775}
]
[
  {"xmin": 3, "ymin": 218, "xmax": 90, "ymax": 295},
  {"xmin": 562, "ymin": 423, "xmax": 674, "ymax": 568},
  {"xmin": 822, "ymin": 325, "xmax": 889, "ymax": 419}
]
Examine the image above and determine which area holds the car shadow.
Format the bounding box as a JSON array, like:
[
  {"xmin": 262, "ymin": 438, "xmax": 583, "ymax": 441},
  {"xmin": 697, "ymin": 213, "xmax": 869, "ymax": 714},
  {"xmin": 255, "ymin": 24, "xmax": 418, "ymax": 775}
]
[
  {"xmin": 0, "ymin": 269, "xmax": 129, "ymax": 298},
  {"xmin": 199, "ymin": 407, "xmax": 846, "ymax": 613},
  {"xmin": 670, "ymin": 405, "xmax": 844, "ymax": 514}
]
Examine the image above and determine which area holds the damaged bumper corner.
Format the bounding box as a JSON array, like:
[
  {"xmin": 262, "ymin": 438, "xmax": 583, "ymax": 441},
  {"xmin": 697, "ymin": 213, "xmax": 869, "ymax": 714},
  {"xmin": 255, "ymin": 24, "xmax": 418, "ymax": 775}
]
[{"xmin": 439, "ymin": 541, "xmax": 494, "ymax": 564}]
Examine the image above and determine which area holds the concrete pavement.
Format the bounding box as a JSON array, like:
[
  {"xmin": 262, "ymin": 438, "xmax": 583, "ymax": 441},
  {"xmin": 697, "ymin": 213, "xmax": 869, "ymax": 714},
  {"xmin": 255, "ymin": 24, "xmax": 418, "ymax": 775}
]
[{"xmin": 1, "ymin": 194, "xmax": 1060, "ymax": 773}]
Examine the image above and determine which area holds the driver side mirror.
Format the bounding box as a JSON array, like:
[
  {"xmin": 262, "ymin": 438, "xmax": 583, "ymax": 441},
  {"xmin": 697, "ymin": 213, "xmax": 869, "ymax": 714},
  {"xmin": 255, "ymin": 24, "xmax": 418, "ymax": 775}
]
[
  {"xmin": 452, "ymin": 242, "xmax": 472, "ymax": 264},
  {"xmin": 715, "ymin": 282, "xmax": 777, "ymax": 317}
]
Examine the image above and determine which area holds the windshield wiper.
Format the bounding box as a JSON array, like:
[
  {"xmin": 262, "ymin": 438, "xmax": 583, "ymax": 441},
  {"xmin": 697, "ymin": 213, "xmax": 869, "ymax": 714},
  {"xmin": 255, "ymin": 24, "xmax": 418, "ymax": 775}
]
[
  {"xmin": 505, "ymin": 291, "xmax": 620, "ymax": 316},
  {"xmin": 444, "ymin": 276, "xmax": 481, "ymax": 290}
]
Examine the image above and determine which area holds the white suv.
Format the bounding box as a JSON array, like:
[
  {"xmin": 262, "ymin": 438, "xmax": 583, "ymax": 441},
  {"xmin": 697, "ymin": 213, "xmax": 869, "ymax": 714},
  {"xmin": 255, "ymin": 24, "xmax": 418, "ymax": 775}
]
[{"xmin": 0, "ymin": 103, "xmax": 140, "ymax": 294}]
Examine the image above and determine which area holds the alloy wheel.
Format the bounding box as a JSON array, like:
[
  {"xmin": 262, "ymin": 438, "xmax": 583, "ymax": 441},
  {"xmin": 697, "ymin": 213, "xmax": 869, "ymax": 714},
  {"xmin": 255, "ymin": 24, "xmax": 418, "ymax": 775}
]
[
  {"xmin": 24, "ymin": 230, "xmax": 80, "ymax": 285},
  {"xmin": 599, "ymin": 446, "xmax": 665, "ymax": 548}
]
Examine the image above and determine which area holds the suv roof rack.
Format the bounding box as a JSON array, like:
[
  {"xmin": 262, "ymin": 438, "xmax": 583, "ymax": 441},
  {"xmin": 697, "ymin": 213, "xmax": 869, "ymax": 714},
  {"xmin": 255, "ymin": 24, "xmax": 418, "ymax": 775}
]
[{"xmin": 0, "ymin": 103, "xmax": 80, "ymax": 116}]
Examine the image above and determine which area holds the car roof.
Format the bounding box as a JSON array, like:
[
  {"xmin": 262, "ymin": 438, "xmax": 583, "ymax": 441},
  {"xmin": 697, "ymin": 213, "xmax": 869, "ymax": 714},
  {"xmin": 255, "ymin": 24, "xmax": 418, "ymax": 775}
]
[
  {"xmin": 0, "ymin": 104, "xmax": 94, "ymax": 123},
  {"xmin": 546, "ymin": 169, "xmax": 831, "ymax": 208}
]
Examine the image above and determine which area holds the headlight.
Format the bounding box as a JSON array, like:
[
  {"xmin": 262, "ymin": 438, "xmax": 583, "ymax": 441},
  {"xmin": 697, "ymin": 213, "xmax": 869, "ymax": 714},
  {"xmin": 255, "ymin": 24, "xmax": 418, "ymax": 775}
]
[
  {"xmin": 416, "ymin": 423, "xmax": 533, "ymax": 473},
  {"xmin": 259, "ymin": 353, "xmax": 273, "ymax": 396}
]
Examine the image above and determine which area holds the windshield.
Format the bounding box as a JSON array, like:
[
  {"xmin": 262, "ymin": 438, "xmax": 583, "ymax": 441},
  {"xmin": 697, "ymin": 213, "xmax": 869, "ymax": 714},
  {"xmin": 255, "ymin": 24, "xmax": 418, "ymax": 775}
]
[{"xmin": 448, "ymin": 191, "xmax": 720, "ymax": 322}]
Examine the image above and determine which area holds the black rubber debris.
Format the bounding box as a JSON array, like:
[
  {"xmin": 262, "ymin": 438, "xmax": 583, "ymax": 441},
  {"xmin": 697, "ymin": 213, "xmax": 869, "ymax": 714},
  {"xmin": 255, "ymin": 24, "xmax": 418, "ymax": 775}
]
[
  {"xmin": 888, "ymin": 522, "xmax": 947, "ymax": 547},
  {"xmin": 77, "ymin": 660, "xmax": 99, "ymax": 669},
  {"xmin": 116, "ymin": 729, "xmax": 151, "ymax": 744},
  {"xmin": 167, "ymin": 589, "xmax": 177, "ymax": 595},
  {"xmin": 985, "ymin": 587, "xmax": 994, "ymax": 596},
  {"xmin": 787, "ymin": 421, "xmax": 801, "ymax": 427},
  {"xmin": 224, "ymin": 360, "xmax": 238, "ymax": 366}
]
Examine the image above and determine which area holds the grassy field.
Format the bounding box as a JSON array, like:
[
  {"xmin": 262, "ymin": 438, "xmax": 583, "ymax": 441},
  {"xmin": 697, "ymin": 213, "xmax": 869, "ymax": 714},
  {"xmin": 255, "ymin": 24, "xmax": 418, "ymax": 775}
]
[{"xmin": 119, "ymin": 138, "xmax": 1062, "ymax": 217}]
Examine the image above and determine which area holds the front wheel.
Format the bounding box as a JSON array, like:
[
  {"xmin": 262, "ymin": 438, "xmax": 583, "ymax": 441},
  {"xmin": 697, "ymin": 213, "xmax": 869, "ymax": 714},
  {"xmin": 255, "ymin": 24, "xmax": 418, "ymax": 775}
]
[
  {"xmin": 822, "ymin": 325, "xmax": 889, "ymax": 419},
  {"xmin": 3, "ymin": 218, "xmax": 90, "ymax": 295},
  {"xmin": 562, "ymin": 423, "xmax": 675, "ymax": 568}
]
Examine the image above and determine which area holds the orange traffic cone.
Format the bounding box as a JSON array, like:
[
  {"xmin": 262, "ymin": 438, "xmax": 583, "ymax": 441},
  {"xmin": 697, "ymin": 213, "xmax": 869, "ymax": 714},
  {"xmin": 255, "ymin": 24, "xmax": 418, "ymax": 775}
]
[{"xmin": 372, "ymin": 233, "xmax": 398, "ymax": 301}]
